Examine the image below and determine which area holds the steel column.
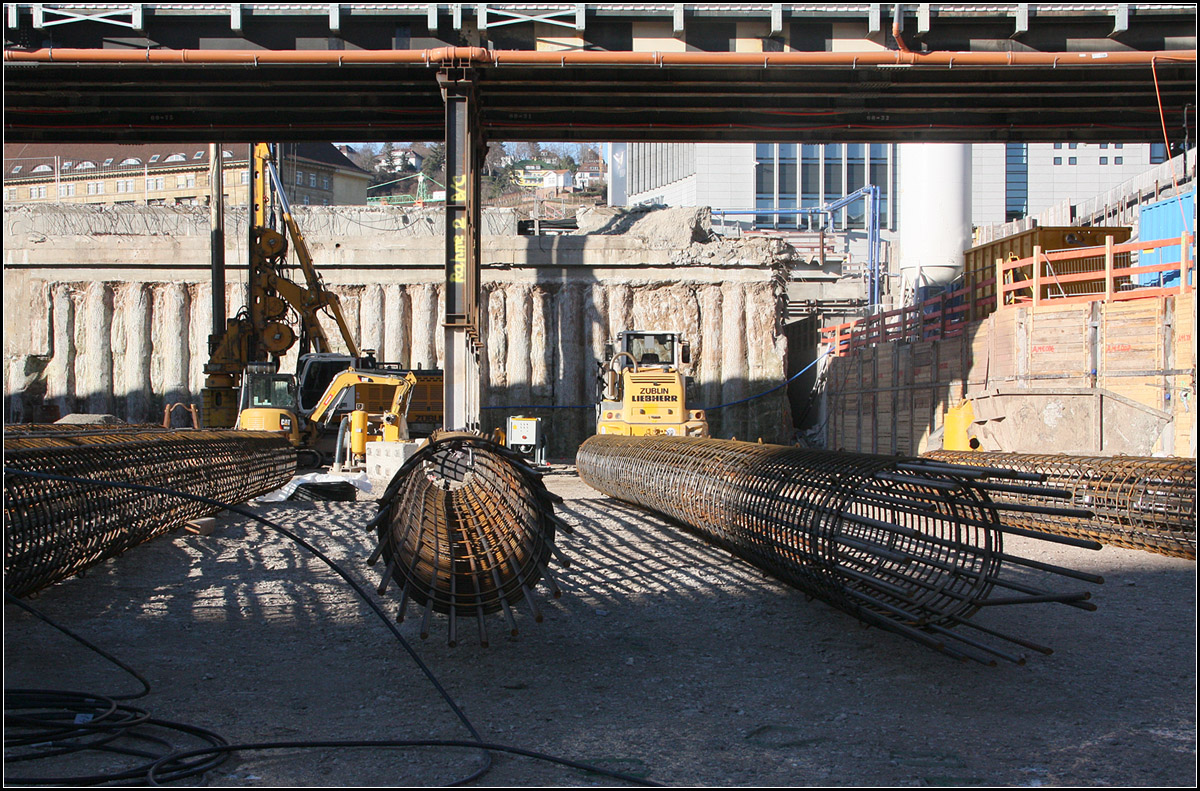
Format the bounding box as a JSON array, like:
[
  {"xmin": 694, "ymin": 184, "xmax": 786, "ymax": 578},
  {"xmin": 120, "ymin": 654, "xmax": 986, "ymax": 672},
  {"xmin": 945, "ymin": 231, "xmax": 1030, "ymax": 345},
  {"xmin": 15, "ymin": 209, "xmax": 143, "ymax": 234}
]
[{"xmin": 441, "ymin": 69, "xmax": 482, "ymax": 432}]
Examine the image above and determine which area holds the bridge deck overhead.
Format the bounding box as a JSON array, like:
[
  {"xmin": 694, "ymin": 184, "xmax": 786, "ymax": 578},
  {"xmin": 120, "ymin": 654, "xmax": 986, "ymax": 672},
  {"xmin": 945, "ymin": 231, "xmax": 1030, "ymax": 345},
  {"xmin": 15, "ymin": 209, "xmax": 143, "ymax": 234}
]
[{"xmin": 3, "ymin": 3, "xmax": 1196, "ymax": 144}]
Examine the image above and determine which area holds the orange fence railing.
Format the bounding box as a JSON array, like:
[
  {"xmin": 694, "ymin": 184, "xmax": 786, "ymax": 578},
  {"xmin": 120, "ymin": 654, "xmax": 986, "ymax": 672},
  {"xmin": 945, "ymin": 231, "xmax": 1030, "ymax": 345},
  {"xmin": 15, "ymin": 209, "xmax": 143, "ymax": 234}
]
[
  {"xmin": 821, "ymin": 233, "xmax": 1193, "ymax": 357},
  {"xmin": 995, "ymin": 233, "xmax": 1192, "ymax": 308}
]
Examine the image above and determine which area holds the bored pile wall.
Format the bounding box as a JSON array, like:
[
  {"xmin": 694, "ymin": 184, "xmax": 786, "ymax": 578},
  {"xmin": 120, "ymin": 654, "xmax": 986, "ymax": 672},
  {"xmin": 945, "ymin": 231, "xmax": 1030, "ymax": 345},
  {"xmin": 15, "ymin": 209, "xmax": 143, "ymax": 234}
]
[{"xmin": 4, "ymin": 205, "xmax": 791, "ymax": 457}]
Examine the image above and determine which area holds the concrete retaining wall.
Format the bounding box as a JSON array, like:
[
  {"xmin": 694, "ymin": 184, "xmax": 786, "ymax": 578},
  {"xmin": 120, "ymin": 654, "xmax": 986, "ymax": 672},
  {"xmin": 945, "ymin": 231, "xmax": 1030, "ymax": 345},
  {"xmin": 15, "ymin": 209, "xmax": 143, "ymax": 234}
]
[{"xmin": 4, "ymin": 205, "xmax": 794, "ymax": 456}]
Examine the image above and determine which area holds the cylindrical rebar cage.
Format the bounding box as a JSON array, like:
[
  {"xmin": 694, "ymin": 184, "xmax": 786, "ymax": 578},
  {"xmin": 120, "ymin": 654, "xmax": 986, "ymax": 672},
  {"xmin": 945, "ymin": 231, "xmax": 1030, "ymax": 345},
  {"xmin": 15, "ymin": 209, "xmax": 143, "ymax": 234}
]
[
  {"xmin": 577, "ymin": 435, "xmax": 1102, "ymax": 664},
  {"xmin": 4, "ymin": 428, "xmax": 296, "ymax": 597},
  {"xmin": 925, "ymin": 450, "xmax": 1196, "ymax": 559},
  {"xmin": 368, "ymin": 432, "xmax": 565, "ymax": 647}
]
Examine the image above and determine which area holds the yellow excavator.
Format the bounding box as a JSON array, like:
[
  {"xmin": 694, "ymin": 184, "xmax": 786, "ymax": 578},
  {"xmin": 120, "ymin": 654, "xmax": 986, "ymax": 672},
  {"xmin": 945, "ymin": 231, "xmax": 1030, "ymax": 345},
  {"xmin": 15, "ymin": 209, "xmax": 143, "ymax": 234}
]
[
  {"xmin": 201, "ymin": 142, "xmax": 362, "ymax": 431},
  {"xmin": 595, "ymin": 330, "xmax": 708, "ymax": 438},
  {"xmin": 238, "ymin": 364, "xmax": 420, "ymax": 469}
]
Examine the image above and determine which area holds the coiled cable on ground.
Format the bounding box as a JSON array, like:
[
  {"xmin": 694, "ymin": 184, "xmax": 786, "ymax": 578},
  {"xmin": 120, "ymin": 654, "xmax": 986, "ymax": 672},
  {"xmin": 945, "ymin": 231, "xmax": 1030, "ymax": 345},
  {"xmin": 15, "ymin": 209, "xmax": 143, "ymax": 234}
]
[{"xmin": 2, "ymin": 467, "xmax": 658, "ymax": 787}]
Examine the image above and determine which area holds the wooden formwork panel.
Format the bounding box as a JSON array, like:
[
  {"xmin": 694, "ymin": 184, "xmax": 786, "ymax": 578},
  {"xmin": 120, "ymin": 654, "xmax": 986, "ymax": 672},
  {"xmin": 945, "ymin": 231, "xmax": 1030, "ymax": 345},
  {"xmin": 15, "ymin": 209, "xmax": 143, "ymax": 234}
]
[
  {"xmin": 829, "ymin": 357, "xmax": 855, "ymax": 396},
  {"xmin": 895, "ymin": 387, "xmax": 913, "ymax": 456},
  {"xmin": 1101, "ymin": 299, "xmax": 1165, "ymax": 374},
  {"xmin": 858, "ymin": 347, "xmax": 876, "ymax": 391},
  {"xmin": 932, "ymin": 385, "xmax": 952, "ymax": 435},
  {"xmin": 876, "ymin": 391, "xmax": 894, "ymax": 454},
  {"xmin": 1174, "ymin": 293, "xmax": 1194, "ymax": 371},
  {"xmin": 837, "ymin": 392, "xmax": 859, "ymax": 452},
  {"xmin": 875, "ymin": 346, "xmax": 894, "ymax": 387},
  {"xmin": 1028, "ymin": 305, "xmax": 1090, "ymax": 378},
  {"xmin": 859, "ymin": 392, "xmax": 875, "ymax": 454},
  {"xmin": 911, "ymin": 341, "xmax": 934, "ymax": 385},
  {"xmin": 1106, "ymin": 375, "xmax": 1166, "ymax": 415},
  {"xmin": 936, "ymin": 336, "xmax": 965, "ymax": 385},
  {"xmin": 987, "ymin": 309, "xmax": 1019, "ymax": 384},
  {"xmin": 966, "ymin": 320, "xmax": 990, "ymax": 388},
  {"xmin": 913, "ymin": 387, "xmax": 935, "ymax": 454}
]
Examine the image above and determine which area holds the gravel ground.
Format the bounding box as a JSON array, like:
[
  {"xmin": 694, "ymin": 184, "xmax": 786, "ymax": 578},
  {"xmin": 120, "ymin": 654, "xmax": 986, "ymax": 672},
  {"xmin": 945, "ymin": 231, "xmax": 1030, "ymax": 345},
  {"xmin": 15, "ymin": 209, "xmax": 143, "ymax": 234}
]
[{"xmin": 4, "ymin": 466, "xmax": 1196, "ymax": 787}]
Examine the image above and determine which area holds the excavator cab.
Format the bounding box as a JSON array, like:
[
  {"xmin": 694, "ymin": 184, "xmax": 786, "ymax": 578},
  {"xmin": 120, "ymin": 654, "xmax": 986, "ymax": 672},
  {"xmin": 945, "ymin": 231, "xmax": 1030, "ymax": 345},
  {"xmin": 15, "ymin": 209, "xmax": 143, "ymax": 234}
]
[{"xmin": 236, "ymin": 362, "xmax": 302, "ymax": 446}]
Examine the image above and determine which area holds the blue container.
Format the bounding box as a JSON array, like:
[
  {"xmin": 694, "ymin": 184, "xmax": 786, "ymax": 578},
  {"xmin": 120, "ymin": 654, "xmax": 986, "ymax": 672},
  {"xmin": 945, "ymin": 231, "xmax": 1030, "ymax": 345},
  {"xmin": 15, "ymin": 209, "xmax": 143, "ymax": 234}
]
[{"xmin": 1137, "ymin": 190, "xmax": 1195, "ymax": 288}]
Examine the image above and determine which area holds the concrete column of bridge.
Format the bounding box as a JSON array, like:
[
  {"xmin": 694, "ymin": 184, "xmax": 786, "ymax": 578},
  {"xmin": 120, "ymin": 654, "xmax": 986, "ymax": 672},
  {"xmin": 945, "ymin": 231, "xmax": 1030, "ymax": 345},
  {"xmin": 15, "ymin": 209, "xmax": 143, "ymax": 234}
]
[{"xmin": 440, "ymin": 70, "xmax": 483, "ymax": 432}]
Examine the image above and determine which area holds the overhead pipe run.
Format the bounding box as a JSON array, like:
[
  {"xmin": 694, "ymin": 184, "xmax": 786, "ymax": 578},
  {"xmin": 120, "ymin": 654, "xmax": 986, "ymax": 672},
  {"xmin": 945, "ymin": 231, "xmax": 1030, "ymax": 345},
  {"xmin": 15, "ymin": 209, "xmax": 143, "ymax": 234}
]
[
  {"xmin": 577, "ymin": 435, "xmax": 1105, "ymax": 665},
  {"xmin": 4, "ymin": 46, "xmax": 1194, "ymax": 68}
]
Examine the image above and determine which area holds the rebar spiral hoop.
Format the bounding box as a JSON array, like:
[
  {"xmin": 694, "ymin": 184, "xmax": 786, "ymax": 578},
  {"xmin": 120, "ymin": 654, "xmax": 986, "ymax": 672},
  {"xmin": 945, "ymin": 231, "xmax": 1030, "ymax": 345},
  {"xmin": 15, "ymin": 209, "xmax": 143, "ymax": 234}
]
[
  {"xmin": 577, "ymin": 435, "xmax": 1104, "ymax": 665},
  {"xmin": 367, "ymin": 432, "xmax": 568, "ymax": 647},
  {"xmin": 4, "ymin": 428, "xmax": 296, "ymax": 597},
  {"xmin": 925, "ymin": 450, "xmax": 1196, "ymax": 560}
]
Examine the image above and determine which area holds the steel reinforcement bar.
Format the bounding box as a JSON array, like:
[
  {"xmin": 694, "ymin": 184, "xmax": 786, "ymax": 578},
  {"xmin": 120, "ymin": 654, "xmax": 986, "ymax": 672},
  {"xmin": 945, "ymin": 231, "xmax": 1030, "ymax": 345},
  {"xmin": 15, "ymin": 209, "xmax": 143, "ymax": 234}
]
[
  {"xmin": 924, "ymin": 450, "xmax": 1196, "ymax": 560},
  {"xmin": 577, "ymin": 435, "xmax": 1104, "ymax": 665},
  {"xmin": 367, "ymin": 432, "xmax": 568, "ymax": 647},
  {"xmin": 4, "ymin": 428, "xmax": 296, "ymax": 598}
]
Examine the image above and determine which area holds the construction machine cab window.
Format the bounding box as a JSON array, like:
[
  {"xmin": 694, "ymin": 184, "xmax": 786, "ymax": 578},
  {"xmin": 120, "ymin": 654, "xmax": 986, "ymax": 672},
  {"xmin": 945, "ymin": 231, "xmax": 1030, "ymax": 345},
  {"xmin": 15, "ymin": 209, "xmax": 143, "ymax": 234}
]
[
  {"xmin": 298, "ymin": 358, "xmax": 353, "ymax": 412},
  {"xmin": 624, "ymin": 333, "xmax": 676, "ymax": 369},
  {"xmin": 240, "ymin": 374, "xmax": 297, "ymax": 412}
]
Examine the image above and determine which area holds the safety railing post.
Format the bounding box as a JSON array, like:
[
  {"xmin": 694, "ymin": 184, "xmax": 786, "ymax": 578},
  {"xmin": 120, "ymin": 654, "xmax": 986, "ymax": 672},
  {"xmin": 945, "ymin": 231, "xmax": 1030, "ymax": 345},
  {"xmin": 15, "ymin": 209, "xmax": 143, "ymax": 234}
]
[
  {"xmin": 1181, "ymin": 232, "xmax": 1192, "ymax": 295},
  {"xmin": 1032, "ymin": 246, "xmax": 1042, "ymax": 307},
  {"xmin": 1104, "ymin": 235, "xmax": 1115, "ymax": 301},
  {"xmin": 995, "ymin": 257, "xmax": 1004, "ymax": 311}
]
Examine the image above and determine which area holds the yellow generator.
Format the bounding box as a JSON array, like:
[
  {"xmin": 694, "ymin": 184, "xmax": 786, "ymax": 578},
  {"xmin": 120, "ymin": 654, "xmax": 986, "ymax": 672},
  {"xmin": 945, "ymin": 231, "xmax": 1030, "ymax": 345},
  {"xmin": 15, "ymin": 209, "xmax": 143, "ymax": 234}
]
[{"xmin": 595, "ymin": 331, "xmax": 708, "ymax": 438}]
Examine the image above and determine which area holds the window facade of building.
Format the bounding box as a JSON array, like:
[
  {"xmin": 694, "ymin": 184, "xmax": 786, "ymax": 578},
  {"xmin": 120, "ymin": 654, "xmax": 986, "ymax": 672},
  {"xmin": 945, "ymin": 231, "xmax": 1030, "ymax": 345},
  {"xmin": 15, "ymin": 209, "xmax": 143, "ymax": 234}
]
[
  {"xmin": 754, "ymin": 142, "xmax": 894, "ymax": 230},
  {"xmin": 1004, "ymin": 143, "xmax": 1029, "ymax": 222}
]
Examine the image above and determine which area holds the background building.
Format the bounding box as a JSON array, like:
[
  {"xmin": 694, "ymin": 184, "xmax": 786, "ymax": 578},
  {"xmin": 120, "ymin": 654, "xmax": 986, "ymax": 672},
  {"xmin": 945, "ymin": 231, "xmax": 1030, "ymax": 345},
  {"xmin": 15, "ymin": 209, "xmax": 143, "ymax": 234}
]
[
  {"xmin": 3, "ymin": 142, "xmax": 370, "ymax": 207},
  {"xmin": 612, "ymin": 140, "xmax": 1163, "ymax": 232}
]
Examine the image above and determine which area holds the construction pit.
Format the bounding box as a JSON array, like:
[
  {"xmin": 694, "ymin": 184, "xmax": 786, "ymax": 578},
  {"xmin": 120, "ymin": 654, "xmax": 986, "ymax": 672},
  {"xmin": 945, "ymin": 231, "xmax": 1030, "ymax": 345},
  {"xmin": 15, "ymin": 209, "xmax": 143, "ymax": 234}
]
[
  {"xmin": 3, "ymin": 203, "xmax": 1196, "ymax": 786},
  {"xmin": 2, "ymin": 460, "xmax": 1195, "ymax": 786}
]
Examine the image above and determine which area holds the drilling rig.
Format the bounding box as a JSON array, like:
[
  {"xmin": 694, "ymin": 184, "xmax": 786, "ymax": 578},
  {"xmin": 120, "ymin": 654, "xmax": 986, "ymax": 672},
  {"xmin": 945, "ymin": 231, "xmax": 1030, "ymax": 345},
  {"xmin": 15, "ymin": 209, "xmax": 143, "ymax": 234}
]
[{"xmin": 201, "ymin": 143, "xmax": 362, "ymax": 434}]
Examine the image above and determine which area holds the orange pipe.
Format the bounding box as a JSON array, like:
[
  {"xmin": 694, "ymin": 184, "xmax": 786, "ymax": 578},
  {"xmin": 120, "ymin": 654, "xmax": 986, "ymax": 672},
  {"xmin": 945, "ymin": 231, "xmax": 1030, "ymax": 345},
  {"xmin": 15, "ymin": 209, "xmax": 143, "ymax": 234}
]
[
  {"xmin": 4, "ymin": 46, "xmax": 1194, "ymax": 68},
  {"xmin": 892, "ymin": 3, "xmax": 913, "ymax": 54}
]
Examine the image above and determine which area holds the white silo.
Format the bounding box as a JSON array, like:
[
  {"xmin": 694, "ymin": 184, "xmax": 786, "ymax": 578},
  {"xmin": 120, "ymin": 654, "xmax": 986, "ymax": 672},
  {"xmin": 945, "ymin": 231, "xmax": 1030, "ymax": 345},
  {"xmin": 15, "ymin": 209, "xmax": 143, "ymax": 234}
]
[{"xmin": 897, "ymin": 143, "xmax": 973, "ymax": 295}]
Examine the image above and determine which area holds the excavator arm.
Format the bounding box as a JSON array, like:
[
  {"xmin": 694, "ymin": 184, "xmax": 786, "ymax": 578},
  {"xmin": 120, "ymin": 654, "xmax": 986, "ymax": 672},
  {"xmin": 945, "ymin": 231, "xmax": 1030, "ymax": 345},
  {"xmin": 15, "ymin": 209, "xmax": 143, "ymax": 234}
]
[{"xmin": 307, "ymin": 369, "xmax": 418, "ymax": 427}]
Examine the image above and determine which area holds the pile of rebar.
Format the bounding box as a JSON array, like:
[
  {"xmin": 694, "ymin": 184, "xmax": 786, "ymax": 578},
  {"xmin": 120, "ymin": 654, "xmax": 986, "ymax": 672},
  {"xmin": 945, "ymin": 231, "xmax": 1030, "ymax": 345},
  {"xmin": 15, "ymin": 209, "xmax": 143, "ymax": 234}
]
[
  {"xmin": 367, "ymin": 432, "xmax": 567, "ymax": 647},
  {"xmin": 4, "ymin": 427, "xmax": 296, "ymax": 597},
  {"xmin": 577, "ymin": 435, "xmax": 1104, "ymax": 665},
  {"xmin": 925, "ymin": 450, "xmax": 1196, "ymax": 560}
]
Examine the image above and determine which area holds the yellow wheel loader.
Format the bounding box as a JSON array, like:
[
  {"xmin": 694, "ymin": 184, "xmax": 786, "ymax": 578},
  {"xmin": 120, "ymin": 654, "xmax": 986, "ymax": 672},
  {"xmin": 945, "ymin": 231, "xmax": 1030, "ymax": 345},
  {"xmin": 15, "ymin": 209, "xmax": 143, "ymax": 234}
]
[{"xmin": 595, "ymin": 330, "xmax": 708, "ymax": 438}]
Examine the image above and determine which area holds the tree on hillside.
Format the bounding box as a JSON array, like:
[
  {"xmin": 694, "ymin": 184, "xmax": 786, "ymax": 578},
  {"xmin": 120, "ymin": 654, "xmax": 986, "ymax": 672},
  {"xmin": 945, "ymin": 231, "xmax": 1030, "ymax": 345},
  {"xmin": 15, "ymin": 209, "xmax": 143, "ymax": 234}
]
[
  {"xmin": 421, "ymin": 143, "xmax": 446, "ymax": 180},
  {"xmin": 513, "ymin": 141, "xmax": 545, "ymax": 163}
]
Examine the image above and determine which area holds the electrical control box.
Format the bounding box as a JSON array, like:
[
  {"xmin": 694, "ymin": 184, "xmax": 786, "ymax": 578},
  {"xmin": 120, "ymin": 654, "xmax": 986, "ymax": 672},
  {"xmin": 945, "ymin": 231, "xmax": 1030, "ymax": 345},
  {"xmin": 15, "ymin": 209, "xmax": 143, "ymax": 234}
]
[{"xmin": 506, "ymin": 415, "xmax": 547, "ymax": 466}]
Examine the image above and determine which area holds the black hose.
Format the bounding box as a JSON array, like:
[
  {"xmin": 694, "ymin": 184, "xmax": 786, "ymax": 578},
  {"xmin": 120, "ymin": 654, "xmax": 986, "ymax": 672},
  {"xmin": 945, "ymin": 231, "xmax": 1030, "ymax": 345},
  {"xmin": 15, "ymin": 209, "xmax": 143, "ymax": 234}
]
[{"xmin": 2, "ymin": 467, "xmax": 660, "ymax": 787}]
